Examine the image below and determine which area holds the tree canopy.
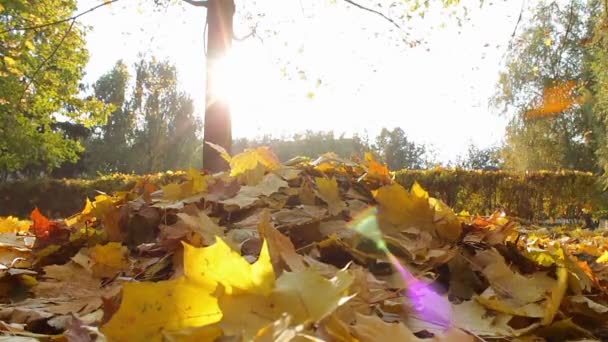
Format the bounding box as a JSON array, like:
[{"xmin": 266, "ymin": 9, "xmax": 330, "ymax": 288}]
[{"xmin": 0, "ymin": 0, "xmax": 109, "ymax": 172}]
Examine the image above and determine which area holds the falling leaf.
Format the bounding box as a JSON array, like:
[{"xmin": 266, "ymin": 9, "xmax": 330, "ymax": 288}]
[{"xmin": 526, "ymin": 80, "xmax": 580, "ymax": 118}]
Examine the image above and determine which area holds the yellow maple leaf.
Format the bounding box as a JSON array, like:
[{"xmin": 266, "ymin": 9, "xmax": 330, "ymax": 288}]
[
  {"xmin": 102, "ymin": 237, "xmax": 273, "ymax": 340},
  {"xmin": 230, "ymin": 147, "xmax": 281, "ymax": 177},
  {"xmin": 89, "ymin": 242, "xmax": 130, "ymax": 278},
  {"xmin": 184, "ymin": 237, "xmax": 275, "ymax": 295},
  {"xmin": 187, "ymin": 167, "xmax": 207, "ymax": 194},
  {"xmin": 162, "ymin": 182, "xmax": 183, "ymax": 201},
  {"xmin": 101, "ymin": 277, "xmax": 220, "ymax": 342},
  {"xmin": 373, "ymin": 182, "xmax": 433, "ymax": 227},
  {"xmin": 315, "ymin": 177, "xmax": 346, "ymax": 215}
]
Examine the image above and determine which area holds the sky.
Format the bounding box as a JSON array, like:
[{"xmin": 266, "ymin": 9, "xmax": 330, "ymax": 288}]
[{"xmin": 77, "ymin": 0, "xmax": 523, "ymax": 162}]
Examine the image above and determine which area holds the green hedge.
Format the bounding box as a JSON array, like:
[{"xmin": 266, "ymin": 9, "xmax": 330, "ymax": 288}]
[
  {"xmin": 395, "ymin": 169, "xmax": 608, "ymax": 221},
  {"xmin": 0, "ymin": 173, "xmax": 183, "ymax": 219},
  {"xmin": 1, "ymin": 170, "xmax": 606, "ymax": 221}
]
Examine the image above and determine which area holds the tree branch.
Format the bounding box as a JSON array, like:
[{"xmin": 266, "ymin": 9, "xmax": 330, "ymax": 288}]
[
  {"xmin": 17, "ymin": 20, "xmax": 76, "ymax": 110},
  {"xmin": 233, "ymin": 24, "xmax": 257, "ymax": 41},
  {"xmin": 339, "ymin": 0, "xmax": 401, "ymax": 30},
  {"xmin": 1, "ymin": 0, "xmax": 120, "ymax": 34},
  {"xmin": 180, "ymin": 0, "xmax": 208, "ymax": 7}
]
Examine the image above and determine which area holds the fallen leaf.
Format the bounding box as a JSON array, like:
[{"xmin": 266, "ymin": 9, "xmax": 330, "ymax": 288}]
[
  {"xmin": 89, "ymin": 243, "xmax": 130, "ymax": 278},
  {"xmin": 315, "ymin": 177, "xmax": 346, "ymax": 215}
]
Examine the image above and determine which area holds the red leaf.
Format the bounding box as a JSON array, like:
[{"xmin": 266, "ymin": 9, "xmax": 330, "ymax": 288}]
[{"xmin": 30, "ymin": 207, "xmax": 57, "ymax": 238}]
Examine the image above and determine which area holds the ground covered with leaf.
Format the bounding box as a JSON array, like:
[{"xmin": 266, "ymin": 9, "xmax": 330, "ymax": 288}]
[{"xmin": 1, "ymin": 147, "xmax": 608, "ymax": 341}]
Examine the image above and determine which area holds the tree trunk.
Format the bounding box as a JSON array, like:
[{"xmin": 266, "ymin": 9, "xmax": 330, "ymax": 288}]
[{"xmin": 203, "ymin": 0, "xmax": 234, "ymax": 172}]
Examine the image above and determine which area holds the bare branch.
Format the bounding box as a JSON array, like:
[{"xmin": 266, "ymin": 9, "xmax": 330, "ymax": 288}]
[
  {"xmin": 511, "ymin": 0, "xmax": 526, "ymax": 39},
  {"xmin": 1, "ymin": 0, "xmax": 120, "ymax": 34},
  {"xmin": 17, "ymin": 20, "xmax": 76, "ymax": 110},
  {"xmin": 233, "ymin": 24, "xmax": 257, "ymax": 41},
  {"xmin": 181, "ymin": 0, "xmax": 208, "ymax": 7},
  {"xmin": 339, "ymin": 0, "xmax": 401, "ymax": 30}
]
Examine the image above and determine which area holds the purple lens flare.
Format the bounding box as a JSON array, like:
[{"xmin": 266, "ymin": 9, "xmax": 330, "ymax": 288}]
[{"xmin": 349, "ymin": 207, "xmax": 453, "ymax": 328}]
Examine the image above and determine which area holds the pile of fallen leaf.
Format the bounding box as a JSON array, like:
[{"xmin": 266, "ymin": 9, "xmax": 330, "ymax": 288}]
[{"xmin": 1, "ymin": 146, "xmax": 608, "ymax": 341}]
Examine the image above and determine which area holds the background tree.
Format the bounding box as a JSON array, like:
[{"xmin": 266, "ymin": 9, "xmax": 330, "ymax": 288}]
[
  {"xmin": 128, "ymin": 58, "xmax": 202, "ymax": 173},
  {"xmin": 85, "ymin": 60, "xmax": 132, "ymax": 174},
  {"xmin": 0, "ymin": 0, "xmax": 108, "ymax": 173},
  {"xmin": 84, "ymin": 58, "xmax": 202, "ymax": 175},
  {"xmin": 493, "ymin": 0, "xmax": 601, "ymax": 172},
  {"xmin": 457, "ymin": 143, "xmax": 502, "ymax": 170},
  {"xmin": 590, "ymin": 3, "xmax": 608, "ymax": 180},
  {"xmin": 373, "ymin": 127, "xmax": 429, "ymax": 170},
  {"xmin": 233, "ymin": 131, "xmax": 369, "ymax": 161}
]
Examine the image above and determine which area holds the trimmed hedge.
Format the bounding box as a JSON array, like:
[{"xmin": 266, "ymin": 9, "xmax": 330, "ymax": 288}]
[
  {"xmin": 395, "ymin": 169, "xmax": 608, "ymax": 221},
  {"xmin": 0, "ymin": 173, "xmax": 183, "ymax": 219},
  {"xmin": 1, "ymin": 169, "xmax": 606, "ymax": 221}
]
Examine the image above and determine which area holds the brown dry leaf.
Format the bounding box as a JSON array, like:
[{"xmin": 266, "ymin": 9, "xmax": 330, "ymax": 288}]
[
  {"xmin": 352, "ymin": 313, "xmax": 422, "ymax": 342},
  {"xmin": 176, "ymin": 207, "xmax": 225, "ymax": 246},
  {"xmin": 451, "ymin": 300, "xmax": 539, "ymax": 338},
  {"xmin": 0, "ymin": 262, "xmax": 120, "ymax": 326},
  {"xmin": 472, "ymin": 248, "xmax": 554, "ymax": 304},
  {"xmin": 272, "ymin": 205, "xmax": 328, "ymax": 228},
  {"xmin": 258, "ymin": 210, "xmax": 306, "ymax": 273},
  {"xmin": 221, "ymin": 173, "xmax": 288, "ymax": 210},
  {"xmin": 299, "ymin": 179, "xmax": 317, "ymax": 206}
]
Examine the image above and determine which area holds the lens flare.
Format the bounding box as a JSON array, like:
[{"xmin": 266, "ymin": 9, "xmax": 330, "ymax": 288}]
[{"xmin": 348, "ymin": 207, "xmax": 453, "ymax": 328}]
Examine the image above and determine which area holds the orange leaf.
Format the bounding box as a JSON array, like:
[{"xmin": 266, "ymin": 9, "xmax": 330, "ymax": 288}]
[{"xmin": 30, "ymin": 207, "xmax": 57, "ymax": 238}]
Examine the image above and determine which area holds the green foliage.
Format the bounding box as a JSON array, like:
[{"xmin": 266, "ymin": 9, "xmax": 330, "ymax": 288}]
[
  {"xmin": 493, "ymin": 0, "xmax": 600, "ymax": 172},
  {"xmin": 0, "ymin": 0, "xmax": 110, "ymax": 172}
]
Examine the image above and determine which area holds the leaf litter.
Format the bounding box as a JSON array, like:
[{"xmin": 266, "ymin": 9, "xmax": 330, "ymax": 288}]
[{"xmin": 1, "ymin": 149, "xmax": 608, "ymax": 341}]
